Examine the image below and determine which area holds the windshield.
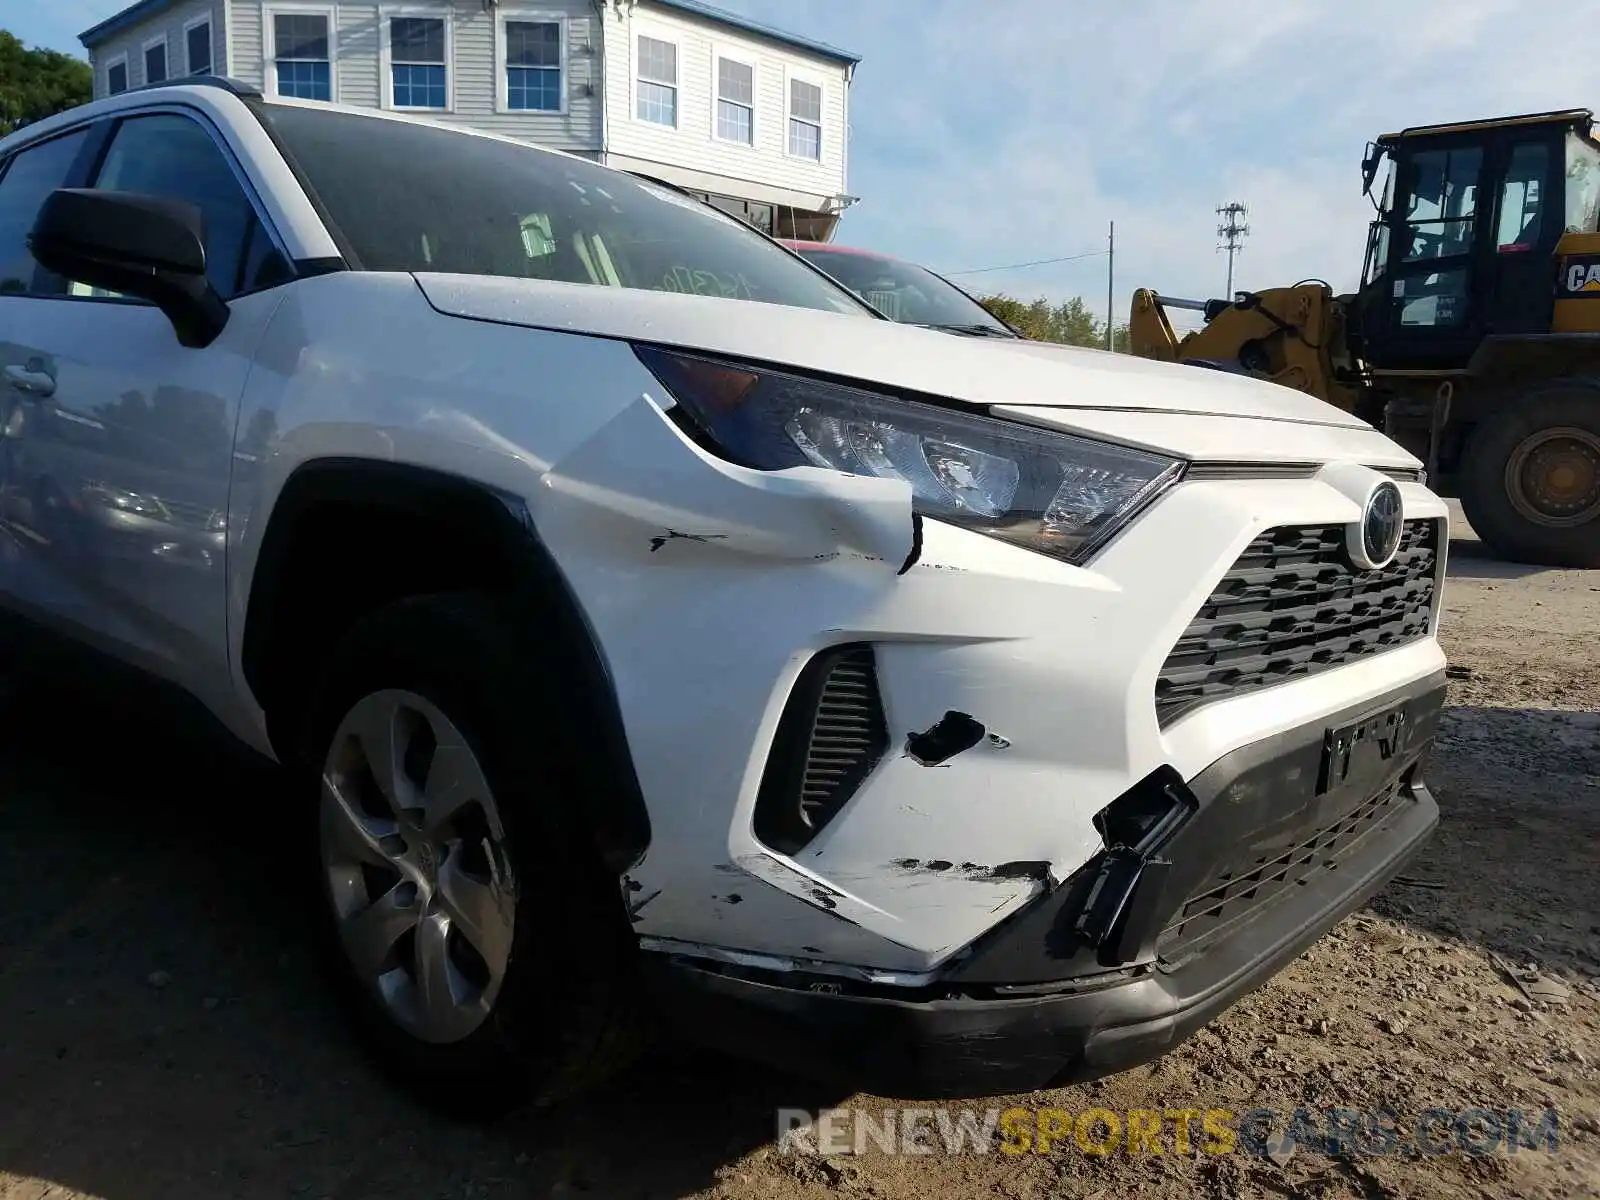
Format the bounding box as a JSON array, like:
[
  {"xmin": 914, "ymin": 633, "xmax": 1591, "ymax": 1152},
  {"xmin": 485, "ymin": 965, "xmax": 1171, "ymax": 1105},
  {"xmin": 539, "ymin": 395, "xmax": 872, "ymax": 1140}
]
[
  {"xmin": 790, "ymin": 245, "xmax": 1014, "ymax": 332},
  {"xmin": 258, "ymin": 103, "xmax": 871, "ymax": 317}
]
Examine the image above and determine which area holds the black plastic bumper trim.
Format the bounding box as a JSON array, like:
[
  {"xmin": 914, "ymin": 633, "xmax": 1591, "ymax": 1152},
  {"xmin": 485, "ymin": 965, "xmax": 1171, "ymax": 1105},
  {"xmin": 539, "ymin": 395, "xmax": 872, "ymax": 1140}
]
[{"xmin": 641, "ymin": 671, "xmax": 1445, "ymax": 1099}]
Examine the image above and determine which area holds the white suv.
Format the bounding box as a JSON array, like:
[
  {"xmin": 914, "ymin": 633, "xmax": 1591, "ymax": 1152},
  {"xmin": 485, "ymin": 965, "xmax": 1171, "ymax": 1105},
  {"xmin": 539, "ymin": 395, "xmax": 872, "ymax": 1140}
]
[{"xmin": 0, "ymin": 80, "xmax": 1449, "ymax": 1111}]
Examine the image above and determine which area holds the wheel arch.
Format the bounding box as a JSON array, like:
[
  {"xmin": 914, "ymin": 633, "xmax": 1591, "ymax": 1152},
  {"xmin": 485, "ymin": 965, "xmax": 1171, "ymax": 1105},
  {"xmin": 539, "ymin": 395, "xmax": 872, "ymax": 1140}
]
[{"xmin": 240, "ymin": 458, "xmax": 651, "ymax": 873}]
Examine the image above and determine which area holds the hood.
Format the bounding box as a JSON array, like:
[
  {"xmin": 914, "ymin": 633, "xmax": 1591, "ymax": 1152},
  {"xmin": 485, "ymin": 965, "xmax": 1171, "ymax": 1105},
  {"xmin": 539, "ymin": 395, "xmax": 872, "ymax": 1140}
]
[{"xmin": 414, "ymin": 274, "xmax": 1371, "ymax": 430}]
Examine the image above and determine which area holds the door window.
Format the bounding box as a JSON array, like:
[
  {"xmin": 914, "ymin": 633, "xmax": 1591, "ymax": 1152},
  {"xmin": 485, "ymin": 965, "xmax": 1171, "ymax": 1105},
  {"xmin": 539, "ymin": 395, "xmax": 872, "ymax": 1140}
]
[
  {"xmin": 0, "ymin": 128, "xmax": 92, "ymax": 297},
  {"xmin": 88, "ymin": 113, "xmax": 288, "ymax": 299},
  {"xmin": 1495, "ymin": 142, "xmax": 1549, "ymax": 252},
  {"xmin": 1402, "ymin": 146, "xmax": 1481, "ymax": 262},
  {"xmin": 1397, "ymin": 268, "xmax": 1471, "ymax": 328}
]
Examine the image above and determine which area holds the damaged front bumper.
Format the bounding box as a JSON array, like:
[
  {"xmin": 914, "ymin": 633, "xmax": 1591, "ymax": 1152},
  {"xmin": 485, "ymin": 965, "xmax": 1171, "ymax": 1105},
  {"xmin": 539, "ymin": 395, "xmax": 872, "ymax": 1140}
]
[{"xmin": 642, "ymin": 672, "xmax": 1445, "ymax": 1098}]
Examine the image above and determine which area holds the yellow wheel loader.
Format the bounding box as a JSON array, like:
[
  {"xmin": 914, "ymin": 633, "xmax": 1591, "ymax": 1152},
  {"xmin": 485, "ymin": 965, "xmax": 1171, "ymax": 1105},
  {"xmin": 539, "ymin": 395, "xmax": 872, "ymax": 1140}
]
[{"xmin": 1130, "ymin": 108, "xmax": 1600, "ymax": 568}]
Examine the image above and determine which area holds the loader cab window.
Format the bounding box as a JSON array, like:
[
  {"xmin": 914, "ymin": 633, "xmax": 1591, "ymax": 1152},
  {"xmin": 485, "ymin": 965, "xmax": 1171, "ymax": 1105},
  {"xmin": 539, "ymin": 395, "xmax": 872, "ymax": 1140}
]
[
  {"xmin": 1565, "ymin": 133, "xmax": 1600, "ymax": 233},
  {"xmin": 1401, "ymin": 146, "xmax": 1481, "ymax": 263},
  {"xmin": 1495, "ymin": 142, "xmax": 1548, "ymax": 252},
  {"xmin": 1362, "ymin": 150, "xmax": 1395, "ymax": 288}
]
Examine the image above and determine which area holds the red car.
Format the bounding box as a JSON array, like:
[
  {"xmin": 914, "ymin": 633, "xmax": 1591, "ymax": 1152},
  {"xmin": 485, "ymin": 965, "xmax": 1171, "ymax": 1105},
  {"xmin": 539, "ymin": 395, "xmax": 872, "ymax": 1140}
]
[{"xmin": 779, "ymin": 239, "xmax": 1022, "ymax": 339}]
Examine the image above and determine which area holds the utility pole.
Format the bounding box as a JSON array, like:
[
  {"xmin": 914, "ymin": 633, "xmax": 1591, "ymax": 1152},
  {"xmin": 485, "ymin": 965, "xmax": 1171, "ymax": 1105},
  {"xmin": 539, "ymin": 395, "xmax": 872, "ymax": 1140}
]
[
  {"xmin": 1105, "ymin": 220, "xmax": 1115, "ymax": 351},
  {"xmin": 1216, "ymin": 201, "xmax": 1249, "ymax": 298}
]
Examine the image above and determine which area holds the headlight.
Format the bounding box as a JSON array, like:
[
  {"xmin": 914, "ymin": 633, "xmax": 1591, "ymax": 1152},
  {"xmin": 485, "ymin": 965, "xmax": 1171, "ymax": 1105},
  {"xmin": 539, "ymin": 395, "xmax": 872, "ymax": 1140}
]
[{"xmin": 634, "ymin": 347, "xmax": 1184, "ymax": 565}]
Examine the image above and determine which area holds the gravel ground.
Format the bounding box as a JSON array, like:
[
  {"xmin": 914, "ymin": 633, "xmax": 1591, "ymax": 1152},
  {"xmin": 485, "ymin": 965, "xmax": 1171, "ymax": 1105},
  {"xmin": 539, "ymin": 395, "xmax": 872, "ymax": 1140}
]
[{"xmin": 1, "ymin": 503, "xmax": 1596, "ymax": 1200}]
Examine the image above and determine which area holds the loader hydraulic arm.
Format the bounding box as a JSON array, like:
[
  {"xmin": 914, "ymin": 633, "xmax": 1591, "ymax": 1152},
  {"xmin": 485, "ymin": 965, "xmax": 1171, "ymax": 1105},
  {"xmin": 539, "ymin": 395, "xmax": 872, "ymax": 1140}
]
[{"xmin": 1127, "ymin": 283, "xmax": 1365, "ymax": 412}]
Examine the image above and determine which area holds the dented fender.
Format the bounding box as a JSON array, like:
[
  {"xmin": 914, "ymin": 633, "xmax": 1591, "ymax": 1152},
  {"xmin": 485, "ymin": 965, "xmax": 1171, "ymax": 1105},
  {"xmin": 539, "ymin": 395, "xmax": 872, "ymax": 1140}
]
[{"xmin": 538, "ymin": 393, "xmax": 917, "ymax": 566}]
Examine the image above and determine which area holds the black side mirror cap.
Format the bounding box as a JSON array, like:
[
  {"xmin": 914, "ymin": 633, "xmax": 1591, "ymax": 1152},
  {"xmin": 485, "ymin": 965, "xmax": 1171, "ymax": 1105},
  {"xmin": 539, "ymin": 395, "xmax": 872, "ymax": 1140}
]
[{"xmin": 28, "ymin": 188, "xmax": 230, "ymax": 348}]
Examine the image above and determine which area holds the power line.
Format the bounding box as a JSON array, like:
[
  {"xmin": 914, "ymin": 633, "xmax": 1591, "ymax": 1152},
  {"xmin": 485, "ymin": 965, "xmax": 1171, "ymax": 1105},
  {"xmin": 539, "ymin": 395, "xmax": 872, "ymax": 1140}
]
[{"xmin": 945, "ymin": 248, "xmax": 1109, "ymax": 276}]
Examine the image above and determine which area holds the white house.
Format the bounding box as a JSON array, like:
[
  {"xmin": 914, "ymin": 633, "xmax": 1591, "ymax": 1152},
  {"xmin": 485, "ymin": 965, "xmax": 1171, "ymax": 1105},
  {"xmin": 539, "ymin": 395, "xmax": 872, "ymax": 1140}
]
[{"xmin": 79, "ymin": 0, "xmax": 861, "ymax": 240}]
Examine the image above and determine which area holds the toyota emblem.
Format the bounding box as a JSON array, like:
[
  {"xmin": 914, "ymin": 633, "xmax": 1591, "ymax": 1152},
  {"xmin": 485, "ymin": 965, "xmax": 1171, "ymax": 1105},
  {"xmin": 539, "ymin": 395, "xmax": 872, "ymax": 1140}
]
[{"xmin": 1349, "ymin": 481, "xmax": 1404, "ymax": 570}]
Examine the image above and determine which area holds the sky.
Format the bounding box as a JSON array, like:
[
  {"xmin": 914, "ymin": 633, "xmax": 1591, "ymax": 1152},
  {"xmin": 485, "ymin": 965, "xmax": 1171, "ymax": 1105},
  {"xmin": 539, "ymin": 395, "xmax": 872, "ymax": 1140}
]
[{"xmin": 6, "ymin": 0, "xmax": 1593, "ymax": 329}]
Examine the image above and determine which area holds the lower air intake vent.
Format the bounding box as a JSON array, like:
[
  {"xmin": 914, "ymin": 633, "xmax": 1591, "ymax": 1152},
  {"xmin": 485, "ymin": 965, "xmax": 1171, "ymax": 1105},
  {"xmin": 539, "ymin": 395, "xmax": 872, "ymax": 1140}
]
[{"xmin": 754, "ymin": 645, "xmax": 889, "ymax": 855}]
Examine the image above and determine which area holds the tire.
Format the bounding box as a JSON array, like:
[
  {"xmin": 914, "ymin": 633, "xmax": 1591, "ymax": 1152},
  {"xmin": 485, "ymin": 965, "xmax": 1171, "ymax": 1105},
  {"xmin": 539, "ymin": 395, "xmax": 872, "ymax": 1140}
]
[
  {"xmin": 1457, "ymin": 383, "xmax": 1600, "ymax": 569},
  {"xmin": 298, "ymin": 591, "xmax": 646, "ymax": 1115}
]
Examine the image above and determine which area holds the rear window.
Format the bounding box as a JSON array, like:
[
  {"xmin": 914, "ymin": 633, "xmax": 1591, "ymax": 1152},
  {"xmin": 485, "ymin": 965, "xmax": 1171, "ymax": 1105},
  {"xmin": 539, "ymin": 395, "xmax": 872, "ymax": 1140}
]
[{"xmin": 259, "ymin": 103, "xmax": 868, "ymax": 317}]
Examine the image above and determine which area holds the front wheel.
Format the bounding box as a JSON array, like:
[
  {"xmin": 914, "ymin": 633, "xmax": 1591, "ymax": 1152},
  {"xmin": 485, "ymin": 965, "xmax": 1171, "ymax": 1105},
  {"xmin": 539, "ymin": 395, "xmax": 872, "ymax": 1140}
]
[
  {"xmin": 302, "ymin": 592, "xmax": 646, "ymax": 1114},
  {"xmin": 1457, "ymin": 385, "xmax": 1600, "ymax": 568}
]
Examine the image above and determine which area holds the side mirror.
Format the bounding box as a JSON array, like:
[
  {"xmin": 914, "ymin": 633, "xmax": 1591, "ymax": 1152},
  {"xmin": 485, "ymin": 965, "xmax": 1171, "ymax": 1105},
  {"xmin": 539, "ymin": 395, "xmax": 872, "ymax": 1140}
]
[
  {"xmin": 27, "ymin": 188, "xmax": 230, "ymax": 348},
  {"xmin": 1361, "ymin": 143, "xmax": 1382, "ymax": 198}
]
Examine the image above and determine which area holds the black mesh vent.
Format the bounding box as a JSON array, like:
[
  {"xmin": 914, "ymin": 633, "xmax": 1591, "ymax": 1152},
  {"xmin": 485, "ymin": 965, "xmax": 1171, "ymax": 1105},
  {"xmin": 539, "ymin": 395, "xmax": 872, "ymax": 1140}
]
[
  {"xmin": 754, "ymin": 645, "xmax": 888, "ymax": 855},
  {"xmin": 1156, "ymin": 519, "xmax": 1440, "ymax": 726},
  {"xmin": 1157, "ymin": 775, "xmax": 1410, "ymax": 964}
]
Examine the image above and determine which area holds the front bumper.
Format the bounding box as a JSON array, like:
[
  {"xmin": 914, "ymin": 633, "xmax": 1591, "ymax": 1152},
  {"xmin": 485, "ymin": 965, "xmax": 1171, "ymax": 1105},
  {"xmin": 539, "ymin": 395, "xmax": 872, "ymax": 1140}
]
[{"xmin": 643, "ymin": 672, "xmax": 1444, "ymax": 1098}]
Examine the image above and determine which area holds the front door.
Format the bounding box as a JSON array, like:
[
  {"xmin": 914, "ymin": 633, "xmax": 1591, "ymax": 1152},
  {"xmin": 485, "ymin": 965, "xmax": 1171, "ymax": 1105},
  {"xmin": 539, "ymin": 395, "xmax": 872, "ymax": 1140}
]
[
  {"xmin": 0, "ymin": 122, "xmax": 101, "ymax": 628},
  {"xmin": 1482, "ymin": 134, "xmax": 1564, "ymax": 336},
  {"xmin": 1, "ymin": 108, "xmax": 290, "ymax": 688}
]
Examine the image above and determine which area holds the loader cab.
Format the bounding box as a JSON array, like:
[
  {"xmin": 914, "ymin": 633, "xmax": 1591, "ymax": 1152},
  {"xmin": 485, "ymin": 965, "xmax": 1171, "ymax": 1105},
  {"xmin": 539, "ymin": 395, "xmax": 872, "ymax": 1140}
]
[{"xmin": 1353, "ymin": 109, "xmax": 1600, "ymax": 370}]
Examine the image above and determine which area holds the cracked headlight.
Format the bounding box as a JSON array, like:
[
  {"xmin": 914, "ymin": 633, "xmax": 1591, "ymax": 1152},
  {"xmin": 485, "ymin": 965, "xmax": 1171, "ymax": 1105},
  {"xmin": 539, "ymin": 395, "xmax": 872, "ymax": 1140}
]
[{"xmin": 634, "ymin": 347, "xmax": 1185, "ymax": 565}]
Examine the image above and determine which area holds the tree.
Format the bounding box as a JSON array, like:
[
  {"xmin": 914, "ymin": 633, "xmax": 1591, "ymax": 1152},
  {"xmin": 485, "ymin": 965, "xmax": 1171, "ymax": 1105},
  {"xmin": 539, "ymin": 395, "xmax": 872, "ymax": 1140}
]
[
  {"xmin": 0, "ymin": 31, "xmax": 92, "ymax": 137},
  {"xmin": 978, "ymin": 292, "xmax": 1129, "ymax": 352}
]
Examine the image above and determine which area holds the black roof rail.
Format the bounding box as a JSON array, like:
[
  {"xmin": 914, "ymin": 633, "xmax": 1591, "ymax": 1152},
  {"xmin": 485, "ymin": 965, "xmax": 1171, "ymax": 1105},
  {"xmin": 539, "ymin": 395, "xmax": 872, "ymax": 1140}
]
[{"xmin": 115, "ymin": 74, "xmax": 263, "ymax": 100}]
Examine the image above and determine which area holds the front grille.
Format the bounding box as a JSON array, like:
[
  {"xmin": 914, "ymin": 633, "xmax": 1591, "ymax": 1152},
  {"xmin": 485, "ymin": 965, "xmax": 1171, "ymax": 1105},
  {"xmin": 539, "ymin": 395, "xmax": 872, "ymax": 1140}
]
[
  {"xmin": 1157, "ymin": 775, "xmax": 1410, "ymax": 964},
  {"xmin": 1156, "ymin": 519, "xmax": 1439, "ymax": 725},
  {"xmin": 754, "ymin": 645, "xmax": 889, "ymax": 855}
]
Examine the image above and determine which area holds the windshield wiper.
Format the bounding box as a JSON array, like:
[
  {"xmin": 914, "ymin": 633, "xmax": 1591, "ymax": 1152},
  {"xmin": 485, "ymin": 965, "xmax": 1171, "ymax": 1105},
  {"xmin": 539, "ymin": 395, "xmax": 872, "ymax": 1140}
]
[{"xmin": 918, "ymin": 323, "xmax": 1021, "ymax": 338}]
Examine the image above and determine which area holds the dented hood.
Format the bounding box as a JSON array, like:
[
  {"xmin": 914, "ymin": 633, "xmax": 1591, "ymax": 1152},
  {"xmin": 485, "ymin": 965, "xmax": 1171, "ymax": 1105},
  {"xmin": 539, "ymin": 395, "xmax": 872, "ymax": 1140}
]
[{"xmin": 415, "ymin": 274, "xmax": 1371, "ymax": 430}]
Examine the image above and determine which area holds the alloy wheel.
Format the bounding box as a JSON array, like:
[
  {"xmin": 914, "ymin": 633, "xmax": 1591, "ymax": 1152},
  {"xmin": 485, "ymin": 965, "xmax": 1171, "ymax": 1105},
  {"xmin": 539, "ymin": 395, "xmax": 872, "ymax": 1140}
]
[{"xmin": 319, "ymin": 689, "xmax": 518, "ymax": 1044}]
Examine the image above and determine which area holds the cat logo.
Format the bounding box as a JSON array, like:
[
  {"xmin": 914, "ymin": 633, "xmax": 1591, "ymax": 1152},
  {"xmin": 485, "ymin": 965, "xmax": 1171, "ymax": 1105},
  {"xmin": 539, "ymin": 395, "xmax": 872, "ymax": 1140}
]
[{"xmin": 1561, "ymin": 257, "xmax": 1600, "ymax": 297}]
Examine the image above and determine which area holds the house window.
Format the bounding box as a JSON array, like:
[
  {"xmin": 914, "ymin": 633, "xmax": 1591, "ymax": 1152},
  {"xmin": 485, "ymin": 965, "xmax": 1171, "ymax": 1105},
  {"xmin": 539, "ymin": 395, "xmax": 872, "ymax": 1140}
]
[
  {"xmin": 144, "ymin": 37, "xmax": 168, "ymax": 84},
  {"xmin": 390, "ymin": 17, "xmax": 446, "ymax": 109},
  {"xmin": 186, "ymin": 19, "xmax": 212, "ymax": 75},
  {"xmin": 273, "ymin": 13, "xmax": 332, "ymax": 101},
  {"xmin": 635, "ymin": 35, "xmax": 676, "ymax": 127},
  {"xmin": 788, "ymin": 78, "xmax": 821, "ymax": 160},
  {"xmin": 715, "ymin": 56, "xmax": 753, "ymax": 145},
  {"xmin": 107, "ymin": 56, "xmax": 128, "ymax": 95},
  {"xmin": 505, "ymin": 21, "xmax": 561, "ymax": 112}
]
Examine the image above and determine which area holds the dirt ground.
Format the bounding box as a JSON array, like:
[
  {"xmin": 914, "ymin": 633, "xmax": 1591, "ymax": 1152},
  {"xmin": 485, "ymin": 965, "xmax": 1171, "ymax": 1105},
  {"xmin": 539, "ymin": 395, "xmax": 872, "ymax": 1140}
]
[{"xmin": 1, "ymin": 502, "xmax": 1596, "ymax": 1200}]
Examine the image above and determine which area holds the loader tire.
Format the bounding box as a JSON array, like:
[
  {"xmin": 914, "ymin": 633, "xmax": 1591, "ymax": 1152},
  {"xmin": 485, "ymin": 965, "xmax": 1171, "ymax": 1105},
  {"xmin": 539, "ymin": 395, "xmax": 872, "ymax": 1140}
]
[{"xmin": 1458, "ymin": 383, "xmax": 1600, "ymax": 568}]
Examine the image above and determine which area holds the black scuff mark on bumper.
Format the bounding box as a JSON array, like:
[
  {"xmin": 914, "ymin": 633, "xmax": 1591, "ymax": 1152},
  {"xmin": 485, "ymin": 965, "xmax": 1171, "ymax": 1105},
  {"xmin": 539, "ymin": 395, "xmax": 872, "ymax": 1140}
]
[
  {"xmin": 897, "ymin": 512, "xmax": 923, "ymax": 575},
  {"xmin": 648, "ymin": 529, "xmax": 729, "ymax": 552},
  {"xmin": 890, "ymin": 858, "xmax": 1054, "ymax": 884},
  {"xmin": 905, "ymin": 710, "xmax": 986, "ymax": 765}
]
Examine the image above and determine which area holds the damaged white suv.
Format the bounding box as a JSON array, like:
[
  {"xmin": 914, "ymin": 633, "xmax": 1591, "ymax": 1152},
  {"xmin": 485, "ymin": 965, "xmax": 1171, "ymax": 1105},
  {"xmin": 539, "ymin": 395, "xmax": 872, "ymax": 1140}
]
[{"xmin": 0, "ymin": 81, "xmax": 1449, "ymax": 1110}]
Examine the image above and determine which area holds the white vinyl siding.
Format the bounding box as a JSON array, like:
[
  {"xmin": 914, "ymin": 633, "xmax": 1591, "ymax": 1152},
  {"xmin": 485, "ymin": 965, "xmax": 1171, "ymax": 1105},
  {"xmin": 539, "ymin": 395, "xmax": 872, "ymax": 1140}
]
[
  {"xmin": 635, "ymin": 33, "xmax": 677, "ymax": 127},
  {"xmin": 87, "ymin": 1, "xmax": 225, "ymax": 96},
  {"xmin": 463, "ymin": 2, "xmax": 598, "ymax": 150},
  {"xmin": 600, "ymin": 2, "xmax": 849, "ymax": 201},
  {"xmin": 228, "ymin": 0, "xmax": 265, "ymax": 88}
]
